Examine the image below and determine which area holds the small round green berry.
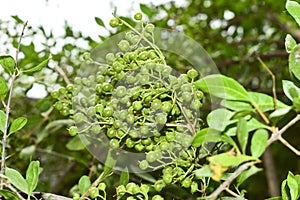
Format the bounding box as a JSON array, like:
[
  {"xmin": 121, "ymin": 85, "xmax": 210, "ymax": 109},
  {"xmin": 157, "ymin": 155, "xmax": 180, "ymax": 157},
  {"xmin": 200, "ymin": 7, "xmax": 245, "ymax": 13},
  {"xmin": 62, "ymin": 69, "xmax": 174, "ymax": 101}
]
[
  {"xmin": 89, "ymin": 187, "xmax": 99, "ymax": 199},
  {"xmin": 103, "ymin": 106, "xmax": 113, "ymax": 117},
  {"xmin": 154, "ymin": 180, "xmax": 165, "ymax": 192},
  {"xmin": 152, "ymin": 195, "xmax": 164, "ymax": 200},
  {"xmin": 181, "ymin": 177, "xmax": 192, "ymax": 188},
  {"xmin": 98, "ymin": 182, "xmax": 106, "ymax": 191},
  {"xmin": 134, "ymin": 12, "xmax": 143, "ymax": 20},
  {"xmin": 118, "ymin": 40, "xmax": 130, "ymax": 52},
  {"xmin": 126, "ymin": 138, "xmax": 135, "ymax": 148},
  {"xmin": 50, "ymin": 90, "xmax": 59, "ymax": 99},
  {"xmin": 91, "ymin": 124, "xmax": 101, "ymax": 134},
  {"xmin": 68, "ymin": 126, "xmax": 78, "ymax": 136},
  {"xmin": 73, "ymin": 193, "xmax": 80, "ymax": 200},
  {"xmin": 145, "ymin": 23, "xmax": 155, "ymax": 33},
  {"xmin": 110, "ymin": 139, "xmax": 120, "ymax": 149},
  {"xmin": 187, "ymin": 69, "xmax": 199, "ymax": 79},
  {"xmin": 191, "ymin": 181, "xmax": 198, "ymax": 193},
  {"xmin": 73, "ymin": 112, "xmax": 85, "ymax": 123},
  {"xmin": 139, "ymin": 160, "xmax": 149, "ymax": 170},
  {"xmin": 107, "ymin": 128, "xmax": 117, "ymax": 138},
  {"xmin": 162, "ymin": 173, "xmax": 173, "ymax": 184},
  {"xmin": 140, "ymin": 184, "xmax": 149, "ymax": 194},
  {"xmin": 109, "ymin": 18, "xmax": 119, "ymax": 27},
  {"xmin": 146, "ymin": 151, "xmax": 157, "ymax": 163}
]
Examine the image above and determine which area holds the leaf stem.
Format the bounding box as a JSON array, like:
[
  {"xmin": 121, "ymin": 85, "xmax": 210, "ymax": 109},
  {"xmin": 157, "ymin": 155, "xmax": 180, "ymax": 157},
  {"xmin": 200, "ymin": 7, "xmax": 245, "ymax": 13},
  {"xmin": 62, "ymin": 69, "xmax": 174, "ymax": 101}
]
[
  {"xmin": 0, "ymin": 21, "xmax": 28, "ymax": 189},
  {"xmin": 251, "ymin": 102, "xmax": 270, "ymax": 124}
]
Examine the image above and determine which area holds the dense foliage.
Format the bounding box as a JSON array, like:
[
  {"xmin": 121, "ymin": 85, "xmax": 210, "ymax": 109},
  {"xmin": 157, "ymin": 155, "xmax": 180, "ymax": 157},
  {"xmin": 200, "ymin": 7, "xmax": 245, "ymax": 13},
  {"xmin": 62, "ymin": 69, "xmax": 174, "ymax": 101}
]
[{"xmin": 0, "ymin": 0, "xmax": 300, "ymax": 200}]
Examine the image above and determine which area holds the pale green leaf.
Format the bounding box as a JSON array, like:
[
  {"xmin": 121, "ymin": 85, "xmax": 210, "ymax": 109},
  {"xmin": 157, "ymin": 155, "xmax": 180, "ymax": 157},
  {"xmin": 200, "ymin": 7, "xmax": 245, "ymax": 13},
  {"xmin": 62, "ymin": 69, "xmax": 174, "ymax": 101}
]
[
  {"xmin": 287, "ymin": 172, "xmax": 299, "ymax": 200},
  {"xmin": 8, "ymin": 117, "xmax": 27, "ymax": 135},
  {"xmin": 0, "ymin": 76, "xmax": 8, "ymax": 99},
  {"xmin": 26, "ymin": 161, "xmax": 40, "ymax": 196},
  {"xmin": 282, "ymin": 180, "xmax": 289, "ymax": 200},
  {"xmin": 282, "ymin": 80, "xmax": 300, "ymax": 101},
  {"xmin": 251, "ymin": 129, "xmax": 269, "ymax": 158},
  {"xmin": 78, "ymin": 175, "xmax": 91, "ymax": 195},
  {"xmin": 286, "ymin": 0, "xmax": 300, "ymax": 26},
  {"xmin": 237, "ymin": 118, "xmax": 248, "ymax": 154},
  {"xmin": 237, "ymin": 166, "xmax": 262, "ymax": 186},
  {"xmin": 0, "ymin": 189, "xmax": 21, "ymax": 200},
  {"xmin": 285, "ymin": 34, "xmax": 297, "ymax": 53},
  {"xmin": 269, "ymin": 107, "xmax": 292, "ymax": 119},
  {"xmin": 5, "ymin": 167, "xmax": 28, "ymax": 194},
  {"xmin": 194, "ymin": 165, "xmax": 214, "ymax": 178},
  {"xmin": 207, "ymin": 108, "xmax": 235, "ymax": 131},
  {"xmin": 120, "ymin": 167, "xmax": 129, "ymax": 186},
  {"xmin": 194, "ymin": 74, "xmax": 251, "ymax": 102},
  {"xmin": 0, "ymin": 110, "xmax": 6, "ymax": 133},
  {"xmin": 208, "ymin": 152, "xmax": 257, "ymax": 168},
  {"xmin": 289, "ymin": 45, "xmax": 300, "ymax": 81},
  {"xmin": 192, "ymin": 128, "xmax": 221, "ymax": 147},
  {"xmin": 66, "ymin": 135, "xmax": 85, "ymax": 151},
  {"xmin": 221, "ymin": 99, "xmax": 253, "ymax": 111},
  {"xmin": 23, "ymin": 57, "xmax": 50, "ymax": 73},
  {"xmin": 0, "ymin": 55, "xmax": 15, "ymax": 75},
  {"xmin": 248, "ymin": 92, "xmax": 289, "ymax": 112}
]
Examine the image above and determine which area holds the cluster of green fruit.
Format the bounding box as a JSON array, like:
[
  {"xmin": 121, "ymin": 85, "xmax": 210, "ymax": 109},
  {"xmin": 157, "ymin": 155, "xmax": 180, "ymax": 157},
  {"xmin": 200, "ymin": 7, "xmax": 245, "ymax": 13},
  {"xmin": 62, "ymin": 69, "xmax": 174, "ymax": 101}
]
[{"xmin": 52, "ymin": 13, "xmax": 206, "ymax": 199}]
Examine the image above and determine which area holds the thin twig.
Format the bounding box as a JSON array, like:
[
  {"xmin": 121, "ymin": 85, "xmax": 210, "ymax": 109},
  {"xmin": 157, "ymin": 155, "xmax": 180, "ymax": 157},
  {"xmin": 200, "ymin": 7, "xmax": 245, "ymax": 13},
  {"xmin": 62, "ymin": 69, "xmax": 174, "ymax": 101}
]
[
  {"xmin": 0, "ymin": 21, "xmax": 28, "ymax": 189},
  {"xmin": 224, "ymin": 187, "xmax": 244, "ymax": 199},
  {"xmin": 278, "ymin": 136, "xmax": 300, "ymax": 156},
  {"xmin": 257, "ymin": 57, "xmax": 277, "ymax": 110},
  {"xmin": 51, "ymin": 60, "xmax": 71, "ymax": 85},
  {"xmin": 251, "ymin": 102, "xmax": 270, "ymax": 124},
  {"xmin": 207, "ymin": 161, "xmax": 260, "ymax": 200}
]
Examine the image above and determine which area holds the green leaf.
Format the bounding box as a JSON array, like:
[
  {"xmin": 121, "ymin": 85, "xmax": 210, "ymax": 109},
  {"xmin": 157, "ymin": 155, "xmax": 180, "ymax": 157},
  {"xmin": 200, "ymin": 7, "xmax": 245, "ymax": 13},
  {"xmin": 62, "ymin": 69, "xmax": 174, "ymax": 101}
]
[
  {"xmin": 78, "ymin": 175, "xmax": 91, "ymax": 195},
  {"xmin": 221, "ymin": 99, "xmax": 253, "ymax": 111},
  {"xmin": 286, "ymin": 0, "xmax": 300, "ymax": 26},
  {"xmin": 0, "ymin": 55, "xmax": 15, "ymax": 75},
  {"xmin": 237, "ymin": 166, "xmax": 262, "ymax": 186},
  {"xmin": 8, "ymin": 117, "xmax": 27, "ymax": 135},
  {"xmin": 66, "ymin": 135, "xmax": 85, "ymax": 151},
  {"xmin": 140, "ymin": 4, "xmax": 156, "ymax": 18},
  {"xmin": 207, "ymin": 108, "xmax": 235, "ymax": 131},
  {"xmin": 194, "ymin": 74, "xmax": 251, "ymax": 102},
  {"xmin": 289, "ymin": 44, "xmax": 300, "ymax": 81},
  {"xmin": 282, "ymin": 180, "xmax": 289, "ymax": 200},
  {"xmin": 23, "ymin": 57, "xmax": 50, "ymax": 73},
  {"xmin": 5, "ymin": 167, "xmax": 28, "ymax": 194},
  {"xmin": 192, "ymin": 128, "xmax": 221, "ymax": 147},
  {"xmin": 237, "ymin": 118, "xmax": 248, "ymax": 154},
  {"xmin": 26, "ymin": 161, "xmax": 40, "ymax": 196},
  {"xmin": 0, "ymin": 189, "xmax": 21, "ymax": 200},
  {"xmin": 103, "ymin": 149, "xmax": 116, "ymax": 176},
  {"xmin": 208, "ymin": 152, "xmax": 257, "ymax": 168},
  {"xmin": 11, "ymin": 15, "xmax": 24, "ymax": 23},
  {"xmin": 269, "ymin": 107, "xmax": 292, "ymax": 119},
  {"xmin": 120, "ymin": 167, "xmax": 129, "ymax": 186},
  {"xmin": 194, "ymin": 165, "xmax": 214, "ymax": 178},
  {"xmin": 95, "ymin": 17, "xmax": 105, "ymax": 27},
  {"xmin": 282, "ymin": 80, "xmax": 300, "ymax": 101},
  {"xmin": 248, "ymin": 92, "xmax": 289, "ymax": 112},
  {"xmin": 285, "ymin": 34, "xmax": 297, "ymax": 53},
  {"xmin": 220, "ymin": 135, "xmax": 239, "ymax": 151},
  {"xmin": 287, "ymin": 172, "xmax": 299, "ymax": 200},
  {"xmin": 0, "ymin": 110, "xmax": 6, "ymax": 133},
  {"xmin": 0, "ymin": 76, "xmax": 8, "ymax": 99},
  {"xmin": 251, "ymin": 129, "xmax": 269, "ymax": 158}
]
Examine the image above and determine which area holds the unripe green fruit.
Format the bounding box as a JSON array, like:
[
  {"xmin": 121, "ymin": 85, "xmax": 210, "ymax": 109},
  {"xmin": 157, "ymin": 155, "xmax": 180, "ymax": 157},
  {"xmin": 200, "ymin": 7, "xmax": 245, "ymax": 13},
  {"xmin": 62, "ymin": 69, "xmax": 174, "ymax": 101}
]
[
  {"xmin": 134, "ymin": 12, "xmax": 143, "ymax": 20},
  {"xmin": 118, "ymin": 40, "xmax": 130, "ymax": 52},
  {"xmin": 140, "ymin": 184, "xmax": 149, "ymax": 194},
  {"xmin": 162, "ymin": 173, "xmax": 173, "ymax": 184},
  {"xmin": 145, "ymin": 23, "xmax": 155, "ymax": 32},
  {"xmin": 51, "ymin": 90, "xmax": 59, "ymax": 99},
  {"xmin": 68, "ymin": 126, "xmax": 78, "ymax": 136},
  {"xmin": 152, "ymin": 195, "xmax": 164, "ymax": 200},
  {"xmin": 139, "ymin": 160, "xmax": 149, "ymax": 170},
  {"xmin": 154, "ymin": 180, "xmax": 165, "ymax": 192},
  {"xmin": 103, "ymin": 106, "xmax": 113, "ymax": 117},
  {"xmin": 91, "ymin": 124, "xmax": 101, "ymax": 134},
  {"xmin": 133, "ymin": 101, "xmax": 143, "ymax": 111},
  {"xmin": 181, "ymin": 177, "xmax": 192, "ymax": 188},
  {"xmin": 109, "ymin": 18, "xmax": 119, "ymax": 27},
  {"xmin": 89, "ymin": 187, "xmax": 99, "ymax": 199},
  {"xmin": 98, "ymin": 182, "xmax": 106, "ymax": 191},
  {"xmin": 190, "ymin": 181, "xmax": 198, "ymax": 193},
  {"xmin": 116, "ymin": 185, "xmax": 126, "ymax": 196},
  {"xmin": 73, "ymin": 112, "xmax": 85, "ymax": 123},
  {"xmin": 110, "ymin": 139, "xmax": 120, "ymax": 149},
  {"xmin": 126, "ymin": 138, "xmax": 135, "ymax": 148}
]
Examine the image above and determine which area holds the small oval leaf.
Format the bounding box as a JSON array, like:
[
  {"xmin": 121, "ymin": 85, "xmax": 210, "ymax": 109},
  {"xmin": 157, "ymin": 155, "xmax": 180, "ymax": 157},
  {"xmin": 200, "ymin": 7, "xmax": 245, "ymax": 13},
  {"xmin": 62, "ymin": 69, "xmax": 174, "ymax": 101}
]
[
  {"xmin": 23, "ymin": 57, "xmax": 50, "ymax": 74},
  {"xmin": 289, "ymin": 45, "xmax": 300, "ymax": 81},
  {"xmin": 0, "ymin": 55, "xmax": 15, "ymax": 75},
  {"xmin": 0, "ymin": 76, "xmax": 8, "ymax": 99},
  {"xmin": 78, "ymin": 175, "xmax": 91, "ymax": 195},
  {"xmin": 285, "ymin": 34, "xmax": 297, "ymax": 53},
  {"xmin": 95, "ymin": 17, "xmax": 105, "ymax": 27},
  {"xmin": 5, "ymin": 167, "xmax": 28, "ymax": 194},
  {"xmin": 286, "ymin": 0, "xmax": 300, "ymax": 26},
  {"xmin": 26, "ymin": 161, "xmax": 40, "ymax": 195},
  {"xmin": 251, "ymin": 129, "xmax": 269, "ymax": 158},
  {"xmin": 0, "ymin": 110, "xmax": 6, "ymax": 133},
  {"xmin": 237, "ymin": 118, "xmax": 248, "ymax": 154},
  {"xmin": 9, "ymin": 117, "xmax": 27, "ymax": 135}
]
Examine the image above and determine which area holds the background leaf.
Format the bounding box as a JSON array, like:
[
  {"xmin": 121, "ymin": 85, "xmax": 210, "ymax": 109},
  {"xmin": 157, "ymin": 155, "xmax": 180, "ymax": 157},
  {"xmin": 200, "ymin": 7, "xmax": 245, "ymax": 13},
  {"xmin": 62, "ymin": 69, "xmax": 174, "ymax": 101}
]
[
  {"xmin": 282, "ymin": 80, "xmax": 300, "ymax": 101},
  {"xmin": 207, "ymin": 108, "xmax": 235, "ymax": 131},
  {"xmin": 0, "ymin": 55, "xmax": 15, "ymax": 75},
  {"xmin": 194, "ymin": 74, "xmax": 251, "ymax": 102},
  {"xmin": 0, "ymin": 110, "xmax": 6, "ymax": 133},
  {"xmin": 251, "ymin": 129, "xmax": 269, "ymax": 158},
  {"xmin": 119, "ymin": 167, "xmax": 129, "ymax": 186},
  {"xmin": 23, "ymin": 57, "xmax": 49, "ymax": 73},
  {"xmin": 9, "ymin": 117, "xmax": 27, "ymax": 135},
  {"xmin": 78, "ymin": 175, "xmax": 91, "ymax": 195},
  {"xmin": 0, "ymin": 190, "xmax": 20, "ymax": 200},
  {"xmin": 285, "ymin": 34, "xmax": 297, "ymax": 53},
  {"xmin": 287, "ymin": 172, "xmax": 299, "ymax": 200},
  {"xmin": 248, "ymin": 92, "xmax": 288, "ymax": 112},
  {"xmin": 208, "ymin": 152, "xmax": 257, "ymax": 168},
  {"xmin": 95, "ymin": 17, "xmax": 105, "ymax": 27},
  {"xmin": 26, "ymin": 161, "xmax": 40, "ymax": 196},
  {"xmin": 0, "ymin": 77, "xmax": 8, "ymax": 99},
  {"xmin": 5, "ymin": 167, "xmax": 28, "ymax": 194},
  {"xmin": 237, "ymin": 166, "xmax": 262, "ymax": 186}
]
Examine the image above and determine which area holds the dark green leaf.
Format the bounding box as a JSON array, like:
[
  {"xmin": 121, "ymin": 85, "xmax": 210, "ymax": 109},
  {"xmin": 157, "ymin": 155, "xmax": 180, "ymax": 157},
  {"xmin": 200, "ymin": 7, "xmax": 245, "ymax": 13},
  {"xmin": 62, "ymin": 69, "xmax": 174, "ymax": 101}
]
[
  {"xmin": 0, "ymin": 76, "xmax": 8, "ymax": 99},
  {"xmin": 0, "ymin": 55, "xmax": 15, "ymax": 75},
  {"xmin": 237, "ymin": 166, "xmax": 262, "ymax": 186},
  {"xmin": 8, "ymin": 117, "xmax": 27, "ymax": 135},
  {"xmin": 120, "ymin": 167, "xmax": 129, "ymax": 186},
  {"xmin": 140, "ymin": 4, "xmax": 156, "ymax": 18},
  {"xmin": 0, "ymin": 110, "xmax": 6, "ymax": 133},
  {"xmin": 285, "ymin": 34, "xmax": 297, "ymax": 53},
  {"xmin": 103, "ymin": 149, "xmax": 116, "ymax": 176},
  {"xmin": 237, "ymin": 118, "xmax": 248, "ymax": 154},
  {"xmin": 282, "ymin": 80, "xmax": 300, "ymax": 101},
  {"xmin": 251, "ymin": 129, "xmax": 269, "ymax": 158},
  {"xmin": 207, "ymin": 108, "xmax": 235, "ymax": 131},
  {"xmin": 5, "ymin": 167, "xmax": 28, "ymax": 194},
  {"xmin": 78, "ymin": 175, "xmax": 91, "ymax": 195},
  {"xmin": 66, "ymin": 136, "xmax": 85, "ymax": 151},
  {"xmin": 220, "ymin": 135, "xmax": 239, "ymax": 151},
  {"xmin": 26, "ymin": 161, "xmax": 40, "ymax": 196},
  {"xmin": 23, "ymin": 57, "xmax": 50, "ymax": 73},
  {"xmin": 286, "ymin": 0, "xmax": 300, "ymax": 26},
  {"xmin": 208, "ymin": 152, "xmax": 257, "ymax": 167},
  {"xmin": 289, "ymin": 45, "xmax": 300, "ymax": 81},
  {"xmin": 11, "ymin": 15, "xmax": 24, "ymax": 23},
  {"xmin": 282, "ymin": 180, "xmax": 289, "ymax": 200},
  {"xmin": 0, "ymin": 189, "xmax": 20, "ymax": 200},
  {"xmin": 287, "ymin": 172, "xmax": 299, "ymax": 200},
  {"xmin": 95, "ymin": 17, "xmax": 105, "ymax": 27},
  {"xmin": 194, "ymin": 74, "xmax": 251, "ymax": 102}
]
